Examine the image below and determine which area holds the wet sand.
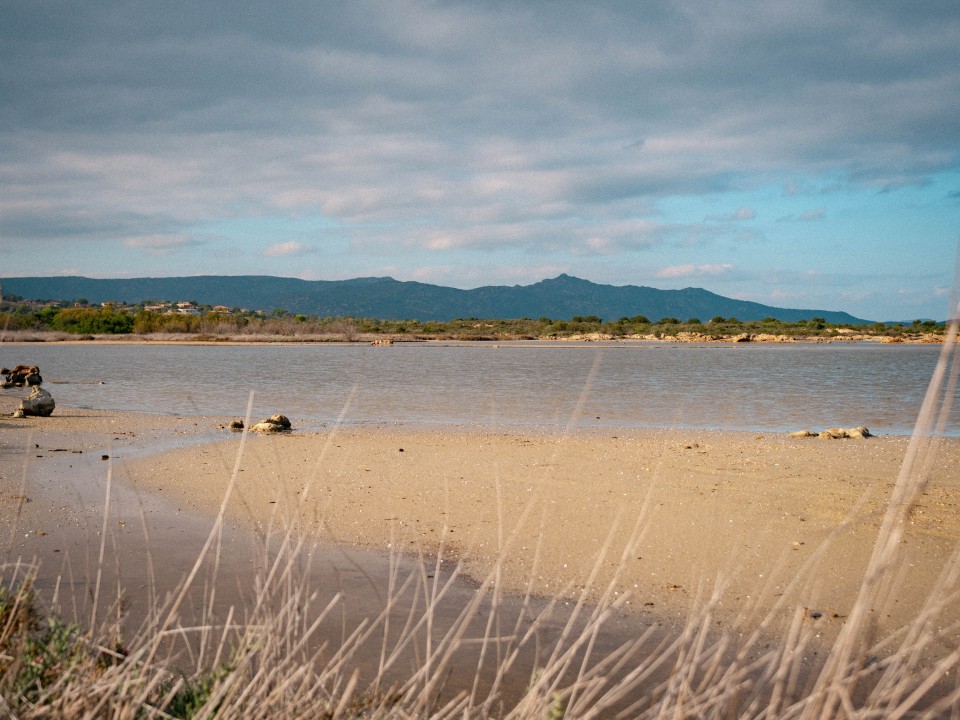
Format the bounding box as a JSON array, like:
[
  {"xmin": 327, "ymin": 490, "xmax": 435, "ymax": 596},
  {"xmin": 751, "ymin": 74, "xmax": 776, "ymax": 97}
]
[{"xmin": 0, "ymin": 399, "xmax": 671, "ymax": 702}]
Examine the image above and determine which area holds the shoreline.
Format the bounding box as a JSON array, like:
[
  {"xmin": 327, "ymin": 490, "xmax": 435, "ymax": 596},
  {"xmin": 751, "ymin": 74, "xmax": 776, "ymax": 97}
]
[{"xmin": 0, "ymin": 331, "xmax": 948, "ymax": 346}]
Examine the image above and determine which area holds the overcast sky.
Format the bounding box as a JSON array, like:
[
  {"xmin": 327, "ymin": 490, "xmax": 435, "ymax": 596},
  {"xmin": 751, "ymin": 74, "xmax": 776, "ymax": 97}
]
[{"xmin": 2, "ymin": 1, "xmax": 959, "ymax": 320}]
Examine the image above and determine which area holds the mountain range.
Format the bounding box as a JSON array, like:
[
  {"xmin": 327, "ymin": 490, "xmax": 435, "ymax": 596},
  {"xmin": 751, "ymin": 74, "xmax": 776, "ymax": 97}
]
[{"xmin": 1, "ymin": 275, "xmax": 871, "ymax": 324}]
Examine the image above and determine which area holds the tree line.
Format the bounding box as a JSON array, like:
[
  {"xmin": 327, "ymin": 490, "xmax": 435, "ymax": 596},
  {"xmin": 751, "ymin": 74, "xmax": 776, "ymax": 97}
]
[{"xmin": 0, "ymin": 295, "xmax": 946, "ymax": 340}]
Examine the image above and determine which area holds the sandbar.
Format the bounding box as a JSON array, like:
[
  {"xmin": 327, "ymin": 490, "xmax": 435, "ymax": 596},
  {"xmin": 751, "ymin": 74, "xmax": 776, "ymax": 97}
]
[{"xmin": 120, "ymin": 420, "xmax": 960, "ymax": 635}]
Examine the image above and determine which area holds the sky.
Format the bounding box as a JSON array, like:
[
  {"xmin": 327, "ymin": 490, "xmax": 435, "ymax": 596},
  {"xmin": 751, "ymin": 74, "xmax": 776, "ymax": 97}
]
[{"xmin": 2, "ymin": 1, "xmax": 959, "ymax": 321}]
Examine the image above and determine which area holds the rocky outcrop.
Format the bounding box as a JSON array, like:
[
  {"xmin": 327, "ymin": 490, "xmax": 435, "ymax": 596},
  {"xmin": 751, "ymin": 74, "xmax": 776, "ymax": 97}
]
[
  {"xmin": 789, "ymin": 426, "xmax": 872, "ymax": 439},
  {"xmin": 14, "ymin": 387, "xmax": 56, "ymax": 417},
  {"xmin": 250, "ymin": 413, "xmax": 292, "ymax": 433},
  {"xmin": 2, "ymin": 365, "xmax": 43, "ymax": 388}
]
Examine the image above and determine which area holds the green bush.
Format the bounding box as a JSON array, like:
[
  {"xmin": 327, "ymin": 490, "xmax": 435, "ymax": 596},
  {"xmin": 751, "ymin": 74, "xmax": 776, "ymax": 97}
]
[{"xmin": 49, "ymin": 307, "xmax": 134, "ymax": 334}]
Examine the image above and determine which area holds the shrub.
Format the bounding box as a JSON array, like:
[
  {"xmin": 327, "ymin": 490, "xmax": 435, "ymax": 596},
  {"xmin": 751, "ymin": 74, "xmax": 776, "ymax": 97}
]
[{"xmin": 49, "ymin": 307, "xmax": 134, "ymax": 334}]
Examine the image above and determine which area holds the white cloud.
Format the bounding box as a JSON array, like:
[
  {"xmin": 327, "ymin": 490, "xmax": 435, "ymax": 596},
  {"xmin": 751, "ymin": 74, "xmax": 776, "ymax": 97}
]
[
  {"xmin": 705, "ymin": 207, "xmax": 756, "ymax": 222},
  {"xmin": 799, "ymin": 208, "xmax": 825, "ymax": 221},
  {"xmin": 261, "ymin": 241, "xmax": 313, "ymax": 257},
  {"xmin": 656, "ymin": 263, "xmax": 734, "ymax": 279},
  {"xmin": 122, "ymin": 235, "xmax": 193, "ymax": 256}
]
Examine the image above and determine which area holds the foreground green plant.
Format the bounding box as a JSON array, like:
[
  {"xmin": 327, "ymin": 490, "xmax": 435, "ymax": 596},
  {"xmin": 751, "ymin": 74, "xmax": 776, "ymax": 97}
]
[{"xmin": 0, "ymin": 578, "xmax": 87, "ymax": 709}]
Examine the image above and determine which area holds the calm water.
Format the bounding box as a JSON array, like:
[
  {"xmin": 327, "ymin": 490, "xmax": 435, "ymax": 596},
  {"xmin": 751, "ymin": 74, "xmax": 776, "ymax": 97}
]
[{"xmin": 2, "ymin": 341, "xmax": 956, "ymax": 436}]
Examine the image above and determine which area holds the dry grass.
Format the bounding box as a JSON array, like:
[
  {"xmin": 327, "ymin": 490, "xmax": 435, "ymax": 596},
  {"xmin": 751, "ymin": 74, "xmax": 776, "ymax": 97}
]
[{"xmin": 2, "ymin": 319, "xmax": 959, "ymax": 718}]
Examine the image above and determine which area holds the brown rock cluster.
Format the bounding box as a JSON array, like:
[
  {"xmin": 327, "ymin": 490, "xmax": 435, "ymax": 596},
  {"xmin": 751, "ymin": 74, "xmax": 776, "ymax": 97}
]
[
  {"xmin": 789, "ymin": 426, "xmax": 873, "ymax": 439},
  {"xmin": 2, "ymin": 364, "xmax": 43, "ymax": 388}
]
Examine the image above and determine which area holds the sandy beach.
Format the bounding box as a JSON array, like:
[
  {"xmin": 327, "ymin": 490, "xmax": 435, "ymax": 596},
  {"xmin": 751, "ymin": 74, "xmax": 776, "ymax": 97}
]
[
  {"xmin": 121, "ymin": 424, "xmax": 960, "ymax": 631},
  {"xmin": 4, "ymin": 383, "xmax": 957, "ymax": 648}
]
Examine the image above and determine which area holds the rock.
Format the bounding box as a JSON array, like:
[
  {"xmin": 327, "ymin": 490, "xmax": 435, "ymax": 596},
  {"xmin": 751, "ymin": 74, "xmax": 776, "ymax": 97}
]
[
  {"xmin": 790, "ymin": 426, "xmax": 872, "ymax": 439},
  {"xmin": 752, "ymin": 333, "xmax": 796, "ymax": 343},
  {"xmin": 228, "ymin": 419, "xmax": 245, "ymax": 431},
  {"xmin": 266, "ymin": 413, "xmax": 291, "ymax": 429},
  {"xmin": 250, "ymin": 413, "xmax": 292, "ymax": 433},
  {"xmin": 16, "ymin": 387, "xmax": 55, "ymax": 417},
  {"xmin": 4, "ymin": 365, "xmax": 42, "ymax": 387}
]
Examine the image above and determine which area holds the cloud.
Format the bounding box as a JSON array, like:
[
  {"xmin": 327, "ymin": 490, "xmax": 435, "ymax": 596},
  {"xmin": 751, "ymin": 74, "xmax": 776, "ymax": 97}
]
[
  {"xmin": 656, "ymin": 263, "xmax": 734, "ymax": 279},
  {"xmin": 705, "ymin": 207, "xmax": 756, "ymax": 222},
  {"xmin": 799, "ymin": 208, "xmax": 826, "ymax": 221},
  {"xmin": 122, "ymin": 235, "xmax": 195, "ymax": 255},
  {"xmin": 777, "ymin": 207, "xmax": 826, "ymax": 222},
  {"xmin": 260, "ymin": 241, "xmax": 313, "ymax": 257},
  {"xmin": 0, "ymin": 0, "xmax": 957, "ymax": 320}
]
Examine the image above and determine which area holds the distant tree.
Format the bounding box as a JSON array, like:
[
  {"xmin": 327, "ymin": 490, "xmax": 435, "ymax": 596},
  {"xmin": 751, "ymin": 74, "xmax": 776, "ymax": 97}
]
[
  {"xmin": 686, "ymin": 317, "xmax": 702, "ymax": 325},
  {"xmin": 657, "ymin": 317, "xmax": 680, "ymax": 324},
  {"xmin": 630, "ymin": 315, "xmax": 651, "ymax": 324},
  {"xmin": 709, "ymin": 316, "xmax": 725, "ymax": 324},
  {"xmin": 51, "ymin": 307, "xmax": 133, "ymax": 334},
  {"xmin": 762, "ymin": 316, "xmax": 778, "ymax": 323}
]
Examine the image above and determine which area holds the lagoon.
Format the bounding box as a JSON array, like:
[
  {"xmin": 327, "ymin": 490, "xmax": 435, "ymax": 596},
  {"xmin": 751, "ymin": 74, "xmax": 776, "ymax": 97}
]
[{"xmin": 1, "ymin": 340, "xmax": 954, "ymax": 436}]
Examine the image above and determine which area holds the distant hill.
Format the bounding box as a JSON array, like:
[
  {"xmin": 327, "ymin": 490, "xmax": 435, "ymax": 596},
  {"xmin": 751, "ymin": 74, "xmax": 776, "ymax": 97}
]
[{"xmin": 1, "ymin": 274, "xmax": 871, "ymax": 324}]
